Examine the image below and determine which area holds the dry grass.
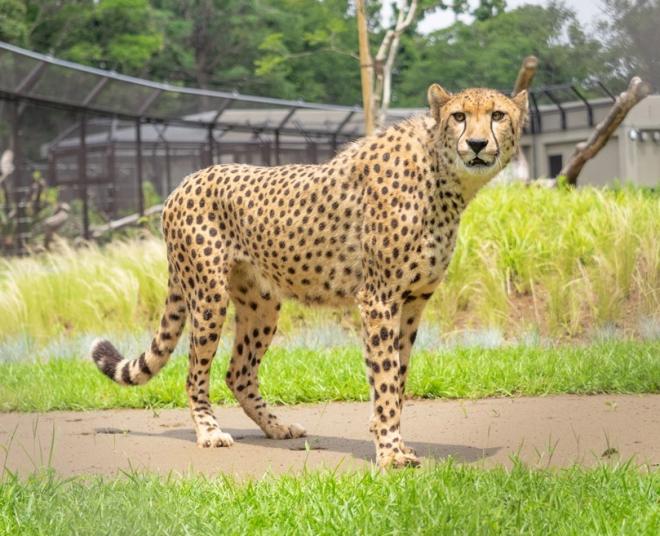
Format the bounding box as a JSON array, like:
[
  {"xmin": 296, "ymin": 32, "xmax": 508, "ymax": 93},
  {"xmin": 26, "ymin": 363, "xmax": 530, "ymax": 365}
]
[{"xmin": 0, "ymin": 185, "xmax": 657, "ymax": 344}]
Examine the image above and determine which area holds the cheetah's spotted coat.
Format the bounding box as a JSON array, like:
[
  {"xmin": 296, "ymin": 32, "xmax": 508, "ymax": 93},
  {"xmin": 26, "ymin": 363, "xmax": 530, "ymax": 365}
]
[{"xmin": 92, "ymin": 85, "xmax": 528, "ymax": 468}]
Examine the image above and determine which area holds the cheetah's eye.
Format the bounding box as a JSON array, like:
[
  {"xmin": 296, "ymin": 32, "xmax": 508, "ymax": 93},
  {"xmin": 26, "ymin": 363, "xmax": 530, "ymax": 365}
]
[
  {"xmin": 452, "ymin": 112, "xmax": 466, "ymax": 122},
  {"xmin": 492, "ymin": 111, "xmax": 505, "ymax": 121}
]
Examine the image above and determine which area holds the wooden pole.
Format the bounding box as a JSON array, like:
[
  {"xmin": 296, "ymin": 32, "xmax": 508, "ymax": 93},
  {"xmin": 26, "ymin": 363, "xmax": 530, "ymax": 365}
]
[{"xmin": 356, "ymin": 0, "xmax": 374, "ymax": 135}]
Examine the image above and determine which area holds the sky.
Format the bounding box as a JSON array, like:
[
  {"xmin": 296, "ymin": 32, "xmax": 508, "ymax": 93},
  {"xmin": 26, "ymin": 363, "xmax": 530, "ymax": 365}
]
[{"xmin": 413, "ymin": 1, "xmax": 605, "ymax": 34}]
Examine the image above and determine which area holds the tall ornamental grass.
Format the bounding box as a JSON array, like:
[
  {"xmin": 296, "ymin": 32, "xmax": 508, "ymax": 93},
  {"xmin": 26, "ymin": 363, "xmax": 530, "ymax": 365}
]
[{"xmin": 0, "ymin": 185, "xmax": 657, "ymax": 343}]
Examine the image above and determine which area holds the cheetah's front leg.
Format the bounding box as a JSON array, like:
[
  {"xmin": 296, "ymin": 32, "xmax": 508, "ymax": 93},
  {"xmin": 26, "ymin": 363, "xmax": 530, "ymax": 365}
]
[{"xmin": 359, "ymin": 293, "xmax": 420, "ymax": 469}]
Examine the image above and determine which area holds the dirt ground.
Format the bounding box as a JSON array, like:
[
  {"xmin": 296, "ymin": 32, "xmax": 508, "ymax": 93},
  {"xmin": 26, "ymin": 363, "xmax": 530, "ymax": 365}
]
[{"xmin": 1, "ymin": 394, "xmax": 658, "ymax": 478}]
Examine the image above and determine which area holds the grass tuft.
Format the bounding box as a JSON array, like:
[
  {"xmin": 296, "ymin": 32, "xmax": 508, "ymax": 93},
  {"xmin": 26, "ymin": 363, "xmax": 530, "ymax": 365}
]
[{"xmin": 0, "ymin": 462, "xmax": 657, "ymax": 535}]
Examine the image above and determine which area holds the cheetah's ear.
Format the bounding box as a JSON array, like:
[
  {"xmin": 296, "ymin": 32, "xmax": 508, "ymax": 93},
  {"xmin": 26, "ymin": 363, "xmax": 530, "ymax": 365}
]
[{"xmin": 427, "ymin": 84, "xmax": 452, "ymax": 122}]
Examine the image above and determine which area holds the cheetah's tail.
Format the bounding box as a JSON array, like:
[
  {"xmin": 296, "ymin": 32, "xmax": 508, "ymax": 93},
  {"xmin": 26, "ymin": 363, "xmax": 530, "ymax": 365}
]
[{"xmin": 90, "ymin": 278, "xmax": 187, "ymax": 386}]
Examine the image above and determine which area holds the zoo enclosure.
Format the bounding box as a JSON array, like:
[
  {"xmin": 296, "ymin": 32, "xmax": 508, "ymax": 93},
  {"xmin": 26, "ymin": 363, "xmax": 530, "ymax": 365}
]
[{"xmin": 0, "ymin": 41, "xmax": 616, "ymax": 254}]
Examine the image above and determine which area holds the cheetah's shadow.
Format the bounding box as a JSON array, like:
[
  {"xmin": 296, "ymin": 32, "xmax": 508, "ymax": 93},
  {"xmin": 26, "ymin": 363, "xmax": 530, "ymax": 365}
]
[{"xmin": 122, "ymin": 426, "xmax": 500, "ymax": 464}]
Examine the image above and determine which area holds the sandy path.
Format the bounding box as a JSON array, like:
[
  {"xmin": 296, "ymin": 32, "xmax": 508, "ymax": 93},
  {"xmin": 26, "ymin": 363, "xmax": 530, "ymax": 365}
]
[{"xmin": 1, "ymin": 394, "xmax": 658, "ymax": 478}]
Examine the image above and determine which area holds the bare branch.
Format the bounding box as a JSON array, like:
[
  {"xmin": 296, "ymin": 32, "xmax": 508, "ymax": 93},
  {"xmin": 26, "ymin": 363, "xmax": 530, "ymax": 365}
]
[
  {"xmin": 375, "ymin": 29, "xmax": 396, "ymax": 63},
  {"xmin": 371, "ymin": 0, "xmax": 419, "ymax": 128},
  {"xmin": 0, "ymin": 150, "xmax": 14, "ymax": 187},
  {"xmin": 378, "ymin": 30, "xmax": 403, "ymax": 125},
  {"xmin": 397, "ymin": 0, "xmax": 418, "ymax": 31}
]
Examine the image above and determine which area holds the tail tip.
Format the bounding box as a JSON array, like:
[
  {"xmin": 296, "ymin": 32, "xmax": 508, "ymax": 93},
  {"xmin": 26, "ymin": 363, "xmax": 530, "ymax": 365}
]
[{"xmin": 90, "ymin": 338, "xmax": 122, "ymax": 379}]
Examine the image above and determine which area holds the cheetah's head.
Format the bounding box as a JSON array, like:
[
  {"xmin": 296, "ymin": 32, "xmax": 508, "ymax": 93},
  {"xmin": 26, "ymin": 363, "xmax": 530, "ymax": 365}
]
[{"xmin": 427, "ymin": 85, "xmax": 528, "ymax": 182}]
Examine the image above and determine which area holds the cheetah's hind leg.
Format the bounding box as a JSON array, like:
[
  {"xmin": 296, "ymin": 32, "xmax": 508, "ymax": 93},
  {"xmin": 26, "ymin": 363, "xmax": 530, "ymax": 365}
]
[
  {"xmin": 185, "ymin": 277, "xmax": 234, "ymax": 448},
  {"xmin": 225, "ymin": 265, "xmax": 306, "ymax": 440}
]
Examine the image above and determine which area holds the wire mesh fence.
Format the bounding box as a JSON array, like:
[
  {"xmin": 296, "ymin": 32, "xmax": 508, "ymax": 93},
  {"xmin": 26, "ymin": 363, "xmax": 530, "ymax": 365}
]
[{"xmin": 0, "ymin": 41, "xmax": 617, "ymax": 255}]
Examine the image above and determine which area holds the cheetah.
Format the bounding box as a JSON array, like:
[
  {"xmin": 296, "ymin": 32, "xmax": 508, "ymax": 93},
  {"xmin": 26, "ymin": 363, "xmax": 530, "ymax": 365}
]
[{"xmin": 92, "ymin": 85, "xmax": 528, "ymax": 468}]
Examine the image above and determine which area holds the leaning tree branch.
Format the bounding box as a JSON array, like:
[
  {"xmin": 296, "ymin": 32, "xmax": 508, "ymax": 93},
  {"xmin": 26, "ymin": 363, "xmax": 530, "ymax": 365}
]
[
  {"xmin": 494, "ymin": 56, "xmax": 537, "ymax": 184},
  {"xmin": 512, "ymin": 55, "xmax": 538, "ymax": 96},
  {"xmin": 560, "ymin": 76, "xmax": 651, "ymax": 186}
]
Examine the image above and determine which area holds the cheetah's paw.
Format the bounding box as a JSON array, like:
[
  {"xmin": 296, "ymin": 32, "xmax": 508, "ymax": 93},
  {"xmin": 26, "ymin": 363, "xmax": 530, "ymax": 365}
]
[
  {"xmin": 399, "ymin": 442, "xmax": 417, "ymax": 456},
  {"xmin": 378, "ymin": 449, "xmax": 421, "ymax": 470},
  {"xmin": 197, "ymin": 429, "xmax": 234, "ymax": 448},
  {"xmin": 265, "ymin": 422, "xmax": 307, "ymax": 440}
]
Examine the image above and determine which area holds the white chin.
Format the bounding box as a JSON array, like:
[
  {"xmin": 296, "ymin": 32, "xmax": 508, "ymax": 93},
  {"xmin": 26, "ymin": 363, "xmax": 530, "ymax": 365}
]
[{"xmin": 460, "ymin": 160, "xmax": 497, "ymax": 176}]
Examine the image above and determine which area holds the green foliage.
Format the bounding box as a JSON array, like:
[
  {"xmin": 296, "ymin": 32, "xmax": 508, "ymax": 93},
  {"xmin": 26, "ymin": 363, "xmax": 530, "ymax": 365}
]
[
  {"xmin": 1, "ymin": 341, "xmax": 658, "ymax": 411},
  {"xmin": 472, "ymin": 0, "xmax": 507, "ymax": 21},
  {"xmin": 251, "ymin": 0, "xmax": 361, "ymax": 103},
  {"xmin": 5, "ymin": 0, "xmax": 163, "ymax": 76},
  {"xmin": 395, "ymin": 4, "xmax": 607, "ymax": 104},
  {"xmin": 142, "ymin": 180, "xmax": 162, "ymax": 208},
  {"xmin": 598, "ymin": 0, "xmax": 660, "ymax": 91},
  {"xmin": 0, "ymin": 0, "xmax": 27, "ymax": 43},
  {"xmin": 0, "ymin": 1, "xmax": 625, "ymax": 105},
  {"xmin": 62, "ymin": 0, "xmax": 163, "ymax": 74},
  {"xmin": 149, "ymin": 0, "xmax": 264, "ymax": 91}
]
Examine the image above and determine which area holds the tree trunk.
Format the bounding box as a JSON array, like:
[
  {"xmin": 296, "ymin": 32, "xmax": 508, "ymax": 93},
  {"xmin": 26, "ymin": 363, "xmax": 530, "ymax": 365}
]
[
  {"xmin": 368, "ymin": 0, "xmax": 418, "ymax": 130},
  {"xmin": 356, "ymin": 0, "xmax": 375, "ymax": 135},
  {"xmin": 560, "ymin": 76, "xmax": 650, "ymax": 186}
]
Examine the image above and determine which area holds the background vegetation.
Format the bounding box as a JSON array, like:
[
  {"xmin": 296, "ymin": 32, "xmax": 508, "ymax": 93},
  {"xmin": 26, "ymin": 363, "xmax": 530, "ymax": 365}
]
[
  {"xmin": 1, "ymin": 185, "xmax": 657, "ymax": 346},
  {"xmin": 0, "ymin": 0, "xmax": 653, "ymax": 105}
]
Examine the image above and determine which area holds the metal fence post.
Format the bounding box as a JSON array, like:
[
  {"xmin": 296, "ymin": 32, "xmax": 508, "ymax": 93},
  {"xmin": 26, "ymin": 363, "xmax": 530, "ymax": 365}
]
[
  {"xmin": 78, "ymin": 113, "xmax": 89, "ymax": 239},
  {"xmin": 274, "ymin": 129, "xmax": 281, "ymax": 165},
  {"xmin": 136, "ymin": 118, "xmax": 144, "ymax": 216},
  {"xmin": 9, "ymin": 99, "xmax": 29, "ymax": 254},
  {"xmin": 207, "ymin": 124, "xmax": 215, "ymax": 166}
]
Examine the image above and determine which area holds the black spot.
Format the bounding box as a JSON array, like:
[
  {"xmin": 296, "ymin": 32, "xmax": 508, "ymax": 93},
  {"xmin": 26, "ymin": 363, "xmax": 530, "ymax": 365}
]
[{"xmin": 410, "ymin": 331, "xmax": 417, "ymax": 345}]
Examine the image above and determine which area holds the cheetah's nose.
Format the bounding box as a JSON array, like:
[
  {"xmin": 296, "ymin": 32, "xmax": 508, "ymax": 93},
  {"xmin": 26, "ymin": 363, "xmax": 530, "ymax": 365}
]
[{"xmin": 467, "ymin": 139, "xmax": 488, "ymax": 154}]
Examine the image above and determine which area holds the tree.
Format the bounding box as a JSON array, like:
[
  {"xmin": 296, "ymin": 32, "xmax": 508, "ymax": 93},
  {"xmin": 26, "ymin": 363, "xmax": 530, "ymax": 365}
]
[
  {"xmin": 150, "ymin": 0, "xmax": 264, "ymax": 91},
  {"xmin": 371, "ymin": 0, "xmax": 420, "ymax": 127},
  {"xmin": 472, "ymin": 0, "xmax": 506, "ymax": 21},
  {"xmin": 357, "ymin": 0, "xmax": 447, "ymax": 131},
  {"xmin": 251, "ymin": 0, "xmax": 362, "ymax": 103},
  {"xmin": 0, "ymin": 0, "xmax": 163, "ymax": 76},
  {"xmin": 0, "ymin": 0, "xmax": 28, "ymax": 44},
  {"xmin": 599, "ymin": 0, "xmax": 660, "ymax": 91},
  {"xmin": 394, "ymin": 3, "xmax": 607, "ymax": 106},
  {"xmin": 58, "ymin": 0, "xmax": 163, "ymax": 75}
]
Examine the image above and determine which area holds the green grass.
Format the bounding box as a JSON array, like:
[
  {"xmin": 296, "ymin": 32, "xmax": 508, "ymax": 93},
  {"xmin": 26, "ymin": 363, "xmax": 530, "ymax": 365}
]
[
  {"xmin": 1, "ymin": 462, "xmax": 657, "ymax": 535},
  {"xmin": 1, "ymin": 341, "xmax": 657, "ymax": 411},
  {"xmin": 0, "ymin": 186, "xmax": 658, "ymax": 344}
]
